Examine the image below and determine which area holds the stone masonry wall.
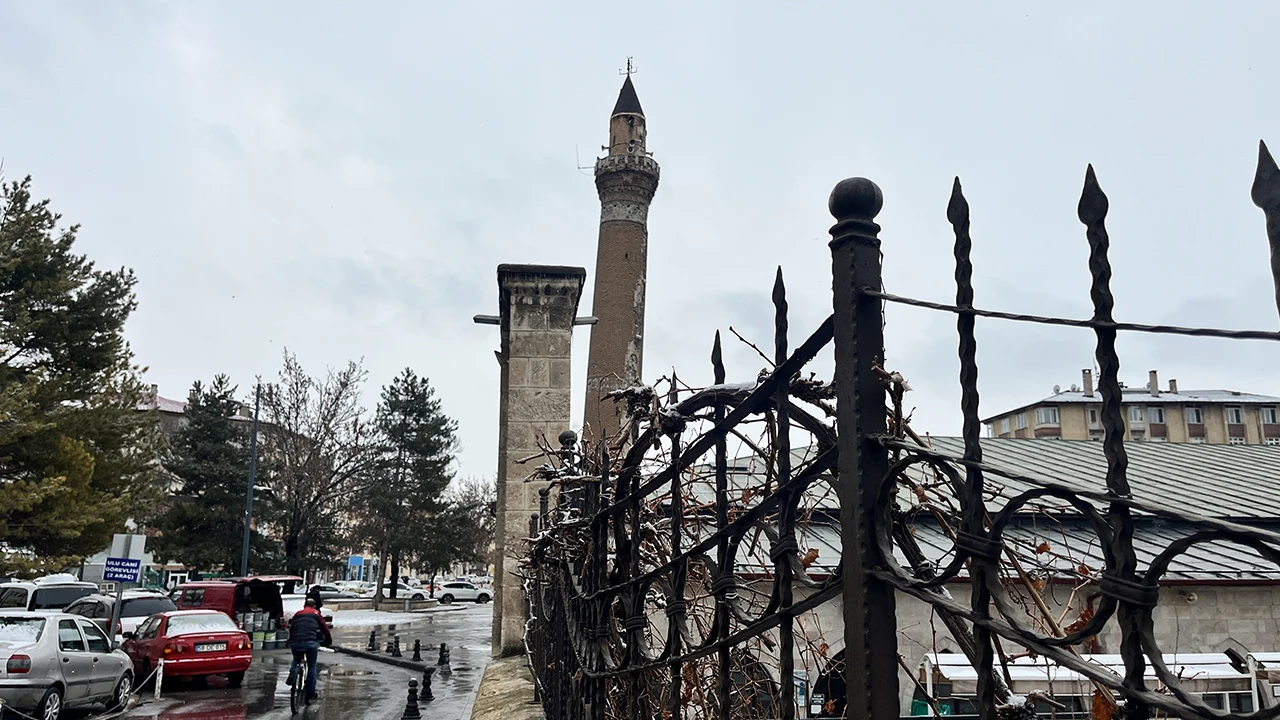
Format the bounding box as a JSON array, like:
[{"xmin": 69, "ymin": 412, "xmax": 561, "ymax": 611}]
[{"xmin": 491, "ymin": 264, "xmax": 584, "ymax": 657}]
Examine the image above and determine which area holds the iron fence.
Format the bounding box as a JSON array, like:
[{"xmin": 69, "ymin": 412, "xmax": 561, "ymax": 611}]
[{"xmin": 522, "ymin": 141, "xmax": 1280, "ymax": 720}]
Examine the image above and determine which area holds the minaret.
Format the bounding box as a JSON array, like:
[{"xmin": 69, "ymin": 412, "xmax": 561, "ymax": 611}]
[{"xmin": 581, "ymin": 73, "xmax": 660, "ymax": 446}]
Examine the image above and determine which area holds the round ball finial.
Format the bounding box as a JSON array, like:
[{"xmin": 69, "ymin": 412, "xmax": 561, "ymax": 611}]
[
  {"xmin": 558, "ymin": 429, "xmax": 578, "ymax": 448},
  {"xmin": 828, "ymin": 177, "xmax": 883, "ymax": 221}
]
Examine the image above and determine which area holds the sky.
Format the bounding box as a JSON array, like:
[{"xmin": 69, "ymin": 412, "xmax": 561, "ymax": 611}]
[{"xmin": 2, "ymin": 2, "xmax": 1279, "ymax": 479}]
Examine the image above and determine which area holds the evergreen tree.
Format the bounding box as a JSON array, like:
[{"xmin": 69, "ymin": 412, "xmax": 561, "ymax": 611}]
[
  {"xmin": 359, "ymin": 368, "xmax": 458, "ymax": 601},
  {"xmin": 147, "ymin": 376, "xmax": 277, "ymax": 574},
  {"xmin": 0, "ymin": 176, "xmax": 158, "ymax": 576}
]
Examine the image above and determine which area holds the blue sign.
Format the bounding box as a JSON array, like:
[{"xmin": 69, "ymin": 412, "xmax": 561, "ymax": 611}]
[
  {"xmin": 348, "ymin": 555, "xmax": 364, "ymax": 567},
  {"xmin": 103, "ymin": 557, "xmax": 141, "ymax": 584}
]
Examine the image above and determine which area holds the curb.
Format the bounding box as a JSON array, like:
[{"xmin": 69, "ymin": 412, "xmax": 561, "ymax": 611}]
[{"xmin": 331, "ymin": 644, "xmax": 436, "ymax": 673}]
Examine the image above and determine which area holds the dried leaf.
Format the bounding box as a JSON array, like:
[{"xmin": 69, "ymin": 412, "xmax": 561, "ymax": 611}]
[
  {"xmin": 1092, "ymin": 689, "xmax": 1117, "ymax": 720},
  {"xmin": 1035, "ymin": 542, "xmax": 1051, "ymax": 554},
  {"xmin": 801, "ymin": 548, "xmax": 820, "ymax": 568},
  {"xmin": 817, "ymin": 642, "xmax": 829, "ymax": 657},
  {"xmin": 1031, "ymin": 577, "xmax": 1046, "ymax": 592},
  {"xmin": 1078, "ymin": 563, "xmax": 1092, "ymax": 576}
]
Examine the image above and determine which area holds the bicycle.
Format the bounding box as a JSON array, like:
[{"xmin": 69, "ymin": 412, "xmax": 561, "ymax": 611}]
[
  {"xmin": 290, "ymin": 645, "xmax": 334, "ymax": 714},
  {"xmin": 289, "ymin": 651, "xmax": 309, "ymax": 714}
]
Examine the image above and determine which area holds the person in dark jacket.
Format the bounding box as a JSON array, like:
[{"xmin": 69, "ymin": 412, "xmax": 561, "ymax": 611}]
[
  {"xmin": 286, "ymin": 598, "xmax": 332, "ymax": 701},
  {"xmin": 306, "ymin": 583, "xmax": 325, "ymax": 610}
]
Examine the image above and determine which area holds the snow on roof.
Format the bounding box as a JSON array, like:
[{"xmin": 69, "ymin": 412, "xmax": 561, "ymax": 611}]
[
  {"xmin": 929, "ymin": 651, "xmax": 1252, "ymax": 683},
  {"xmin": 135, "ymin": 395, "xmax": 188, "ymax": 414}
]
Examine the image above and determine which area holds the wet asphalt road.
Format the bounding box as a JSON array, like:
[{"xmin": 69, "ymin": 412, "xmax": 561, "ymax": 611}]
[{"xmin": 62, "ymin": 604, "xmax": 493, "ymax": 720}]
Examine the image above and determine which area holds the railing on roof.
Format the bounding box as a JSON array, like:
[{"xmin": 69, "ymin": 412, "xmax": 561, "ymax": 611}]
[{"xmin": 521, "ymin": 141, "xmax": 1280, "ymax": 720}]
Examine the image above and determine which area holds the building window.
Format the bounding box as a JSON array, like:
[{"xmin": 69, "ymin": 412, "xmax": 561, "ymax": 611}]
[
  {"xmin": 1015, "ymin": 413, "xmax": 1027, "ymax": 430},
  {"xmin": 1035, "ymin": 407, "xmax": 1059, "ymax": 425},
  {"xmin": 1148, "ymin": 407, "xmax": 1165, "ymax": 424},
  {"xmin": 1267, "ymin": 437, "xmax": 1280, "ymax": 447},
  {"xmin": 1186, "ymin": 406, "xmax": 1204, "ymax": 424},
  {"xmin": 1229, "ymin": 436, "xmax": 1246, "ymax": 446},
  {"xmin": 1148, "ymin": 436, "xmax": 1167, "ymax": 442},
  {"xmin": 1042, "ymin": 434, "xmax": 1061, "ymax": 440},
  {"xmin": 999, "ymin": 418, "xmax": 1010, "ymax": 434},
  {"xmin": 1226, "ymin": 406, "xmax": 1244, "ymax": 425},
  {"xmin": 1131, "ymin": 432, "xmax": 1146, "ymax": 441},
  {"xmin": 1263, "ymin": 407, "xmax": 1279, "ymax": 424},
  {"xmin": 1128, "ymin": 406, "xmax": 1144, "ymax": 423},
  {"xmin": 1089, "ymin": 431, "xmax": 1103, "ymax": 441},
  {"xmin": 1190, "ymin": 436, "xmax": 1207, "ymax": 444},
  {"xmin": 1088, "ymin": 409, "xmax": 1099, "ymax": 425}
]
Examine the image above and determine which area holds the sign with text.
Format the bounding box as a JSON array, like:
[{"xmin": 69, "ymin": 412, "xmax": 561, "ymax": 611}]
[{"xmin": 103, "ymin": 557, "xmax": 141, "ymax": 584}]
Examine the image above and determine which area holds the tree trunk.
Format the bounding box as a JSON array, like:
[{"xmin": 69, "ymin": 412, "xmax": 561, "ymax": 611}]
[
  {"xmin": 390, "ymin": 554, "xmax": 400, "ymax": 600},
  {"xmin": 372, "ymin": 551, "xmax": 387, "ymax": 610}
]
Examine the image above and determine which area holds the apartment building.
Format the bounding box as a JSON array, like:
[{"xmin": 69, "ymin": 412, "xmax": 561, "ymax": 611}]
[{"xmin": 983, "ymin": 370, "xmax": 1280, "ymax": 445}]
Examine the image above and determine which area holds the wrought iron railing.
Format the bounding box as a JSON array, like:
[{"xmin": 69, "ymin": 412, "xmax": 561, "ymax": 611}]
[{"xmin": 522, "ymin": 141, "xmax": 1280, "ymax": 720}]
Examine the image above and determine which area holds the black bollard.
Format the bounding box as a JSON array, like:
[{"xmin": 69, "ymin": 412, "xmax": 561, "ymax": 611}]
[
  {"xmin": 400, "ymin": 678, "xmax": 422, "ymax": 719},
  {"xmin": 437, "ymin": 642, "xmax": 451, "ymax": 676},
  {"xmin": 420, "ymin": 667, "xmax": 435, "ymax": 701},
  {"xmin": 392, "ymin": 635, "xmax": 403, "ymax": 658},
  {"xmin": 367, "ymin": 629, "xmax": 377, "ymax": 652},
  {"xmin": 412, "ymin": 638, "xmax": 422, "ymax": 662}
]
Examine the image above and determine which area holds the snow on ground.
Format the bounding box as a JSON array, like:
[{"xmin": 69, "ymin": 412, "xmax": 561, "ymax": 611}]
[{"xmin": 329, "ymin": 610, "xmax": 440, "ymax": 628}]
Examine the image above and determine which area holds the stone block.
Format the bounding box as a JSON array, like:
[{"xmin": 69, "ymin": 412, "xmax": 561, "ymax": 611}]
[
  {"xmin": 512, "ymin": 306, "xmax": 549, "ymax": 331},
  {"xmin": 529, "ymin": 358, "xmax": 550, "ymax": 387},
  {"xmin": 550, "ymin": 359, "xmax": 571, "ymax": 388},
  {"xmin": 509, "ymin": 330, "xmax": 572, "ymax": 359},
  {"xmin": 506, "ymin": 357, "xmax": 530, "ymax": 387},
  {"xmin": 548, "ymin": 306, "xmax": 575, "ymax": 330},
  {"xmin": 508, "ymin": 388, "xmax": 571, "ymax": 424}
]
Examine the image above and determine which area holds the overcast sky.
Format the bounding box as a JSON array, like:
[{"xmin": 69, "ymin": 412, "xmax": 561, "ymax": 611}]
[{"xmin": 3, "ymin": 3, "xmax": 1278, "ymax": 478}]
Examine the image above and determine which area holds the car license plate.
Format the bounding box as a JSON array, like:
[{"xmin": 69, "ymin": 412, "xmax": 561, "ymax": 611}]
[{"xmin": 196, "ymin": 643, "xmax": 227, "ymax": 652}]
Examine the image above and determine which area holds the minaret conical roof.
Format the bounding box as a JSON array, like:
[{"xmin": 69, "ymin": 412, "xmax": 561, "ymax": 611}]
[{"xmin": 611, "ymin": 75, "xmax": 644, "ymax": 116}]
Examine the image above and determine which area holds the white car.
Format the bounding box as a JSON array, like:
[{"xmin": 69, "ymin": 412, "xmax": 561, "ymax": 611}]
[
  {"xmin": 436, "ymin": 581, "xmax": 492, "ymax": 604},
  {"xmin": 377, "ymin": 583, "xmax": 427, "ymax": 600}
]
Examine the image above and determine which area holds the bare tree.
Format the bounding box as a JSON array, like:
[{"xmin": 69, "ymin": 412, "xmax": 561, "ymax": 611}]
[{"xmin": 258, "ymin": 350, "xmax": 380, "ymax": 576}]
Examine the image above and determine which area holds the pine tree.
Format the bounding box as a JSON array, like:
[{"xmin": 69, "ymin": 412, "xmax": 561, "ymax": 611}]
[
  {"xmin": 0, "ymin": 176, "xmax": 158, "ymax": 576},
  {"xmin": 360, "ymin": 368, "xmax": 458, "ymax": 601},
  {"xmin": 147, "ymin": 376, "xmax": 277, "ymax": 574}
]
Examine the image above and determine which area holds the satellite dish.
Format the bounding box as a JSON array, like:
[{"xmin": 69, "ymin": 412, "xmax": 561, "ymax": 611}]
[{"xmin": 1053, "ymin": 384, "xmax": 1061, "ymax": 394}]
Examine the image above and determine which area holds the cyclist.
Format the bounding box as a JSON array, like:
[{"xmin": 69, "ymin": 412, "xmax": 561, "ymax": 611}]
[{"xmin": 286, "ymin": 597, "xmax": 332, "ymax": 702}]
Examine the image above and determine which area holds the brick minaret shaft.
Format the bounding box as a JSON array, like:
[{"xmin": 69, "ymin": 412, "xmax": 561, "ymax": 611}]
[{"xmin": 582, "ymin": 75, "xmax": 660, "ymax": 446}]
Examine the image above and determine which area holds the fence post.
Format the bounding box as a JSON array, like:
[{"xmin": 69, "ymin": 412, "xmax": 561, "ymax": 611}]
[{"xmin": 828, "ymin": 177, "xmax": 899, "ymax": 719}]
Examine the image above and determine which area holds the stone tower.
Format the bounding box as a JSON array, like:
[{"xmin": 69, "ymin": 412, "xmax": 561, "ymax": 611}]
[{"xmin": 581, "ymin": 74, "xmax": 660, "ymax": 445}]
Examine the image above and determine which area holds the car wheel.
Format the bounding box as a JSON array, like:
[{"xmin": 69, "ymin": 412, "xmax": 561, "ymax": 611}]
[
  {"xmin": 37, "ymin": 685, "xmax": 63, "ymax": 720},
  {"xmin": 440, "ymin": 594, "xmax": 454, "ymax": 604},
  {"xmin": 412, "ymin": 593, "xmax": 424, "ymax": 601},
  {"xmin": 112, "ymin": 672, "xmax": 133, "ymax": 709},
  {"xmin": 476, "ymin": 594, "xmax": 491, "ymax": 604},
  {"xmin": 227, "ymin": 671, "xmax": 245, "ymax": 688}
]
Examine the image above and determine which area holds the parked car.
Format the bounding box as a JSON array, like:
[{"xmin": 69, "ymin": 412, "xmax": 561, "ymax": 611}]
[
  {"xmin": 64, "ymin": 591, "xmax": 178, "ymax": 636},
  {"xmin": 122, "ymin": 610, "xmax": 251, "ymax": 687},
  {"xmin": 280, "ymin": 595, "xmax": 334, "ymax": 628},
  {"xmin": 306, "ymin": 584, "xmax": 359, "ymax": 600},
  {"xmin": 0, "ymin": 577, "xmax": 99, "ymax": 613},
  {"xmin": 0, "ymin": 612, "xmax": 134, "ymax": 719},
  {"xmin": 436, "ymin": 581, "xmax": 492, "ymax": 604},
  {"xmin": 173, "ymin": 575, "xmax": 303, "ymax": 626},
  {"xmin": 377, "ymin": 583, "xmax": 427, "ymax": 600}
]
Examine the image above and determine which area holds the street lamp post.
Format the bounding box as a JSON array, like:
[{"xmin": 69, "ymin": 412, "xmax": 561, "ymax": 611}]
[{"xmin": 240, "ymin": 383, "xmax": 261, "ymax": 577}]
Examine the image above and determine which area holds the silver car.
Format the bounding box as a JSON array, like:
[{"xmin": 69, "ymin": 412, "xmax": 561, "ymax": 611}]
[{"xmin": 0, "ymin": 612, "xmax": 133, "ymax": 720}]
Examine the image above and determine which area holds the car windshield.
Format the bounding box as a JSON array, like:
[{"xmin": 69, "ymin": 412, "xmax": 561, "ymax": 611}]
[
  {"xmin": 122, "ymin": 597, "xmax": 177, "ymax": 617},
  {"xmin": 30, "ymin": 586, "xmax": 94, "ymax": 610},
  {"xmin": 0, "ymin": 617, "xmax": 45, "ymax": 642},
  {"xmin": 166, "ymin": 614, "xmax": 239, "ymax": 635}
]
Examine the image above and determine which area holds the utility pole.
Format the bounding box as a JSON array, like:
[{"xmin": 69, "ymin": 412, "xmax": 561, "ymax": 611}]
[{"xmin": 240, "ymin": 383, "xmax": 261, "ymax": 577}]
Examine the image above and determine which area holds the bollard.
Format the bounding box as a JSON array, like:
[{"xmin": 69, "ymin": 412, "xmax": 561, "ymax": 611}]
[
  {"xmin": 400, "ymin": 678, "xmax": 422, "ymax": 719},
  {"xmin": 412, "ymin": 638, "xmax": 422, "ymax": 662},
  {"xmin": 153, "ymin": 658, "xmax": 164, "ymax": 700},
  {"xmin": 392, "ymin": 635, "xmax": 403, "ymax": 658},
  {"xmin": 367, "ymin": 630, "xmax": 377, "ymax": 652},
  {"xmin": 437, "ymin": 642, "xmax": 452, "ymax": 676},
  {"xmin": 420, "ymin": 667, "xmax": 435, "ymax": 701}
]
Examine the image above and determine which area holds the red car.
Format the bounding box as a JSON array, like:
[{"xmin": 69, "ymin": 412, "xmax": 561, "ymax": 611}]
[{"xmin": 122, "ymin": 610, "xmax": 252, "ymax": 686}]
